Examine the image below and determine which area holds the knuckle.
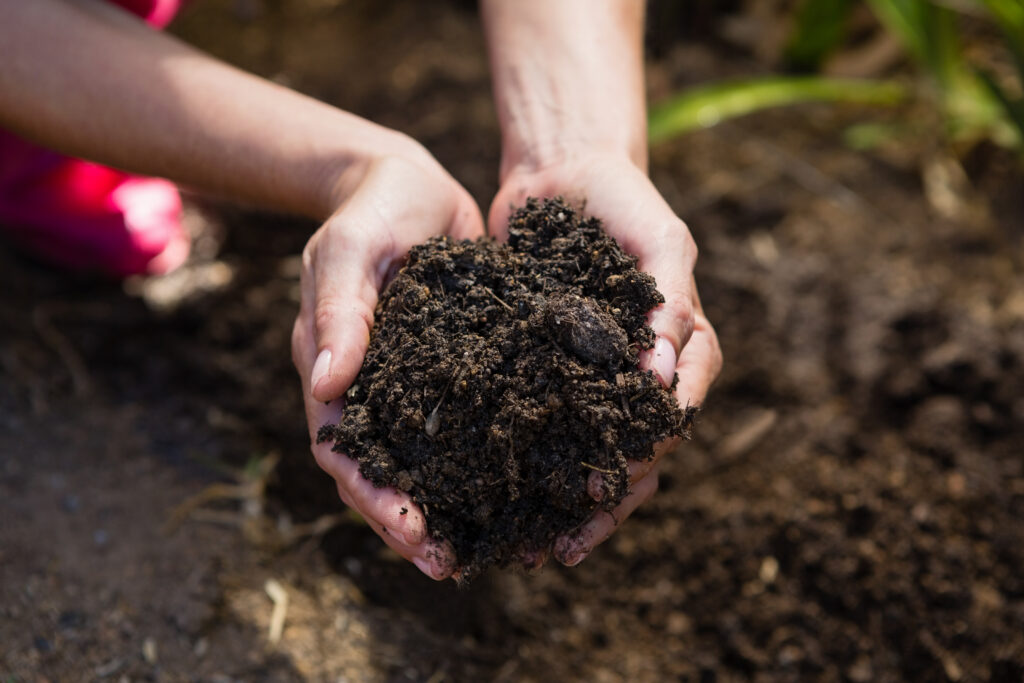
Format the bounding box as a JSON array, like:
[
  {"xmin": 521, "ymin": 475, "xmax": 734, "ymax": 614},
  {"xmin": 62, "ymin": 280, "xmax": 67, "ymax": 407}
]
[
  {"xmin": 325, "ymin": 221, "xmax": 372, "ymax": 253},
  {"xmin": 654, "ymin": 220, "xmax": 698, "ymax": 268},
  {"xmin": 313, "ymin": 295, "xmax": 374, "ymax": 345},
  {"xmin": 659, "ymin": 295, "xmax": 695, "ymax": 346},
  {"xmin": 668, "ymin": 295, "xmax": 694, "ymax": 323},
  {"xmin": 312, "ymin": 296, "xmax": 345, "ymax": 344}
]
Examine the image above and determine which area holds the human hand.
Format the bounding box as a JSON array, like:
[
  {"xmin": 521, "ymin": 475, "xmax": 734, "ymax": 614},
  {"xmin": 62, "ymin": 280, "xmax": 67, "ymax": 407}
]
[
  {"xmin": 292, "ymin": 143, "xmax": 484, "ymax": 580},
  {"xmin": 489, "ymin": 154, "xmax": 722, "ymax": 568}
]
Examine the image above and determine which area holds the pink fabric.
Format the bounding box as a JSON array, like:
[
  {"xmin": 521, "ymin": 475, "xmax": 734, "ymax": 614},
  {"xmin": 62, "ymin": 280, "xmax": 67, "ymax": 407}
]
[
  {"xmin": 0, "ymin": 137, "xmax": 186, "ymax": 276},
  {"xmin": 110, "ymin": 0, "xmax": 185, "ymax": 28},
  {"xmin": 0, "ymin": 0, "xmax": 188, "ymax": 276}
]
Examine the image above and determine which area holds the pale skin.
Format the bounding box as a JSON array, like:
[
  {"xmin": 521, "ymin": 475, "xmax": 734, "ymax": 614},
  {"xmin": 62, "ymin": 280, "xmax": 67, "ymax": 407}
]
[{"xmin": 0, "ymin": 0, "xmax": 721, "ymax": 579}]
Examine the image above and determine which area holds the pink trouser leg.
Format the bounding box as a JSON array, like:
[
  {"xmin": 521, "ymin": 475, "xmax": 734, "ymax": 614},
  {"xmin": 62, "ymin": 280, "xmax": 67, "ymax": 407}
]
[
  {"xmin": 0, "ymin": 0, "xmax": 189, "ymax": 277},
  {"xmin": 110, "ymin": 0, "xmax": 186, "ymax": 29}
]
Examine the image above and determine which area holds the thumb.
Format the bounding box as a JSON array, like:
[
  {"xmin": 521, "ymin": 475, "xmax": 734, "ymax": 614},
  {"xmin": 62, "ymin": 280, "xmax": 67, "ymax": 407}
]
[
  {"xmin": 304, "ymin": 218, "xmax": 387, "ymax": 403},
  {"xmin": 637, "ymin": 224, "xmax": 699, "ymax": 389},
  {"xmin": 303, "ymin": 168, "xmax": 485, "ymax": 403}
]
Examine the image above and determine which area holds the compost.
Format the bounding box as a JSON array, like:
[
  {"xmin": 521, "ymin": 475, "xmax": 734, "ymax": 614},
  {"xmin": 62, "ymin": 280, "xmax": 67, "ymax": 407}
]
[{"xmin": 317, "ymin": 197, "xmax": 691, "ymax": 579}]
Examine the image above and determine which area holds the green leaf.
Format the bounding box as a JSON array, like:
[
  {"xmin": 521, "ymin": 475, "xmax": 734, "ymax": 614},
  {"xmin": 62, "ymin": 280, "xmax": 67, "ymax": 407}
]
[
  {"xmin": 649, "ymin": 77, "xmax": 906, "ymax": 143},
  {"xmin": 976, "ymin": 68, "xmax": 1024, "ymax": 145},
  {"xmin": 864, "ymin": 0, "xmax": 931, "ymax": 62},
  {"xmin": 866, "ymin": 0, "xmax": 964, "ymax": 88},
  {"xmin": 976, "ymin": 0, "xmax": 1024, "ymax": 78}
]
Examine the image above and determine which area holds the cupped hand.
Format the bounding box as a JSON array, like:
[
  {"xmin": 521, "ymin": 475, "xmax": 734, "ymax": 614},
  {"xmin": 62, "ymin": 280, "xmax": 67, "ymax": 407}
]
[
  {"xmin": 489, "ymin": 154, "xmax": 723, "ymax": 568},
  {"xmin": 292, "ymin": 148, "xmax": 484, "ymax": 580}
]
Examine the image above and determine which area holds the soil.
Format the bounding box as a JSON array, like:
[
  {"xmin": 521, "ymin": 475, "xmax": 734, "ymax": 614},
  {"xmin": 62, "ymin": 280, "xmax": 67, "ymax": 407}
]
[
  {"xmin": 318, "ymin": 198, "xmax": 690, "ymax": 579},
  {"xmin": 2, "ymin": 1, "xmax": 1023, "ymax": 681}
]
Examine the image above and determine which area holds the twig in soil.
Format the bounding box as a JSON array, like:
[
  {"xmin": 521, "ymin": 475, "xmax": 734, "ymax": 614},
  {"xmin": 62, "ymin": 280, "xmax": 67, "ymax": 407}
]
[
  {"xmin": 580, "ymin": 461, "xmax": 617, "ymax": 475},
  {"xmin": 919, "ymin": 630, "xmax": 963, "ymax": 681},
  {"xmin": 264, "ymin": 579, "xmax": 289, "ymax": 645},
  {"xmin": 616, "ymin": 372, "xmax": 630, "ymax": 417},
  {"xmin": 32, "ymin": 304, "xmax": 91, "ymax": 397},
  {"xmin": 720, "ymin": 409, "xmax": 777, "ymax": 459},
  {"xmin": 163, "ymin": 453, "xmax": 279, "ymax": 534},
  {"xmin": 425, "ymin": 376, "xmax": 454, "ymax": 437},
  {"xmin": 483, "ymin": 286, "xmax": 514, "ymax": 312},
  {"xmin": 425, "ymin": 364, "xmax": 470, "ymax": 436},
  {"xmin": 94, "ymin": 658, "xmax": 124, "ymax": 678}
]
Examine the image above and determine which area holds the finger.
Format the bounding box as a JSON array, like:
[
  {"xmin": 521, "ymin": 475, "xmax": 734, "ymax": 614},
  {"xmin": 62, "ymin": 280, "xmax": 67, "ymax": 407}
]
[
  {"xmin": 305, "ymin": 217, "xmax": 388, "ymax": 403},
  {"xmin": 355, "ymin": 501, "xmax": 456, "ymax": 580},
  {"xmin": 674, "ymin": 299, "xmax": 722, "ymax": 410},
  {"xmin": 521, "ymin": 547, "xmax": 549, "ymax": 572},
  {"xmin": 416, "ymin": 538, "xmax": 458, "ymax": 581},
  {"xmin": 553, "ymin": 467, "xmax": 660, "ymax": 566},
  {"xmin": 316, "ymin": 443, "xmax": 429, "ymax": 545},
  {"xmin": 295, "ymin": 307, "xmax": 431, "ymax": 548},
  {"xmin": 585, "ymin": 459, "xmax": 663, "ymax": 501},
  {"xmin": 334, "ymin": 483, "xmax": 427, "ymax": 562},
  {"xmin": 638, "ymin": 266, "xmax": 697, "ymax": 389},
  {"xmin": 627, "ymin": 448, "xmax": 672, "ymax": 484},
  {"xmin": 631, "ymin": 291, "xmax": 719, "ymax": 481}
]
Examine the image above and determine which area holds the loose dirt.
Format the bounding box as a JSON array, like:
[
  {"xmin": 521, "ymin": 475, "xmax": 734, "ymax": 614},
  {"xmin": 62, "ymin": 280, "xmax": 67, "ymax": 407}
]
[{"xmin": 318, "ymin": 198, "xmax": 690, "ymax": 579}]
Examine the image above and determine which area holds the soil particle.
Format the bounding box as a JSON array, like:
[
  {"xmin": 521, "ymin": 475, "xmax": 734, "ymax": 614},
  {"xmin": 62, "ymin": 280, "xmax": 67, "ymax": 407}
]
[{"xmin": 318, "ymin": 197, "xmax": 691, "ymax": 580}]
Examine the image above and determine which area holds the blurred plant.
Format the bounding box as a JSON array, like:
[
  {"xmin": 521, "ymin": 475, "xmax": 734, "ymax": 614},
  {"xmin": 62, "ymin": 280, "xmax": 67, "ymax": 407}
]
[
  {"xmin": 650, "ymin": 0, "xmax": 1024, "ymax": 157},
  {"xmin": 648, "ymin": 76, "xmax": 906, "ymax": 142},
  {"xmin": 865, "ymin": 0, "xmax": 1021, "ymax": 149}
]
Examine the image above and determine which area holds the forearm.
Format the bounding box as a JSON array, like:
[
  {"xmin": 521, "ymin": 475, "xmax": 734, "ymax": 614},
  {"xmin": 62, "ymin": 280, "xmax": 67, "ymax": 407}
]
[
  {"xmin": 480, "ymin": 0, "xmax": 647, "ymax": 179},
  {"xmin": 0, "ymin": 0, "xmax": 408, "ymax": 219}
]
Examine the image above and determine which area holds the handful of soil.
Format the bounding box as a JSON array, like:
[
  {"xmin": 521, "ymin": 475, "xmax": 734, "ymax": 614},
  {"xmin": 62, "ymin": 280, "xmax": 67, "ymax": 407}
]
[{"xmin": 317, "ymin": 197, "xmax": 692, "ymax": 580}]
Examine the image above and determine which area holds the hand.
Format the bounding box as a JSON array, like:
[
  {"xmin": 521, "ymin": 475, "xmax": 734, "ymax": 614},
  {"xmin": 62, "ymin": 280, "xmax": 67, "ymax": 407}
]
[
  {"xmin": 489, "ymin": 153, "xmax": 723, "ymax": 568},
  {"xmin": 292, "ymin": 145, "xmax": 485, "ymax": 580}
]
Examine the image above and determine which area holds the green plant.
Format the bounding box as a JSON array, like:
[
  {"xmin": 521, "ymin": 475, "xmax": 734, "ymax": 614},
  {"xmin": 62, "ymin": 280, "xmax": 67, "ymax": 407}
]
[
  {"xmin": 648, "ymin": 76, "xmax": 906, "ymax": 141},
  {"xmin": 866, "ymin": 0, "xmax": 1019, "ymax": 148},
  {"xmin": 975, "ymin": 0, "xmax": 1024, "ymax": 140},
  {"xmin": 649, "ymin": 0, "xmax": 1024, "ymax": 156}
]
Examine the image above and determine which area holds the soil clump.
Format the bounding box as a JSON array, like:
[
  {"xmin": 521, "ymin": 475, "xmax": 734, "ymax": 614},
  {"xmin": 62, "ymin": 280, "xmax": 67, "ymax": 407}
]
[{"xmin": 318, "ymin": 197, "xmax": 691, "ymax": 579}]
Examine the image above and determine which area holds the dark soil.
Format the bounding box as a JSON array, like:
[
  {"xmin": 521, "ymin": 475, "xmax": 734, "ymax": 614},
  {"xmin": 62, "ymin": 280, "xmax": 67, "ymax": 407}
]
[{"xmin": 318, "ymin": 198, "xmax": 690, "ymax": 579}]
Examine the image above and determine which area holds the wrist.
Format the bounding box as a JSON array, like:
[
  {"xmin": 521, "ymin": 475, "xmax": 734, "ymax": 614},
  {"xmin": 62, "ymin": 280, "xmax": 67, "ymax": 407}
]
[
  {"xmin": 500, "ymin": 137, "xmax": 646, "ymax": 185},
  {"xmin": 482, "ymin": 0, "xmax": 648, "ymax": 184},
  {"xmin": 315, "ymin": 126, "xmax": 434, "ymax": 218}
]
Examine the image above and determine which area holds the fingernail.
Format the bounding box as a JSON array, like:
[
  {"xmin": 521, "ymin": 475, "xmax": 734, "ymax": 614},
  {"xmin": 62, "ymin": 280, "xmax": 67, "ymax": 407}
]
[
  {"xmin": 648, "ymin": 336, "xmax": 677, "ymax": 389},
  {"xmin": 311, "ymin": 349, "xmax": 332, "ymax": 394},
  {"xmin": 554, "ymin": 536, "xmax": 587, "ymax": 566},
  {"xmin": 412, "ymin": 556, "xmax": 438, "ymax": 580},
  {"xmin": 563, "ymin": 550, "xmax": 587, "ymax": 567}
]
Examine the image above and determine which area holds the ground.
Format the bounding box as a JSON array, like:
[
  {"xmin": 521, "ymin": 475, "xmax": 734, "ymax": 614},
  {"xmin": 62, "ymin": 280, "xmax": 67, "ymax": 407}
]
[{"xmin": 1, "ymin": 1, "xmax": 1022, "ymax": 681}]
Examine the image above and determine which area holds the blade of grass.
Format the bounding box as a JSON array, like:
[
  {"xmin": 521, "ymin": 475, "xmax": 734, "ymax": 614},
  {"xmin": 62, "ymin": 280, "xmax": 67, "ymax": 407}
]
[
  {"xmin": 865, "ymin": 0, "xmax": 931, "ymax": 62},
  {"xmin": 867, "ymin": 0, "xmax": 965, "ymax": 88},
  {"xmin": 976, "ymin": 68, "xmax": 1024, "ymax": 144},
  {"xmin": 649, "ymin": 77, "xmax": 906, "ymax": 142}
]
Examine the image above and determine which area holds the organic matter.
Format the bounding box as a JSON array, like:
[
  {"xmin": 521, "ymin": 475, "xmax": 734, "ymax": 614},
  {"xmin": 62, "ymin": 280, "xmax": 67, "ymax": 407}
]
[{"xmin": 317, "ymin": 197, "xmax": 691, "ymax": 580}]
